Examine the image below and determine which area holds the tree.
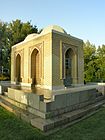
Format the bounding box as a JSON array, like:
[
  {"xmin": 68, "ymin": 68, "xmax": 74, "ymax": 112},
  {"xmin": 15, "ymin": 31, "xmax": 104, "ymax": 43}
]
[
  {"xmin": 0, "ymin": 21, "xmax": 10, "ymax": 69},
  {"xmin": 84, "ymin": 41, "xmax": 105, "ymax": 83},
  {"xmin": 0, "ymin": 19, "xmax": 38, "ymax": 78},
  {"xmin": 96, "ymin": 45, "xmax": 105, "ymax": 81},
  {"xmin": 83, "ymin": 40, "xmax": 97, "ymax": 82},
  {"xmin": 9, "ymin": 19, "xmax": 38, "ymax": 46}
]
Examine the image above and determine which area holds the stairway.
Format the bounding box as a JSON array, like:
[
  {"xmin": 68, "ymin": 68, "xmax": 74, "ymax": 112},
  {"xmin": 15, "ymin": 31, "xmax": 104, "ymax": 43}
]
[{"xmin": 0, "ymin": 94, "xmax": 105, "ymax": 133}]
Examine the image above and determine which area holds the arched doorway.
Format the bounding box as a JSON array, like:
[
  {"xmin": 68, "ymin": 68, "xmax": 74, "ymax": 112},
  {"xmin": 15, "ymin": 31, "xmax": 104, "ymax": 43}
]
[
  {"xmin": 64, "ymin": 48, "xmax": 74, "ymax": 87},
  {"xmin": 31, "ymin": 48, "xmax": 40, "ymax": 85},
  {"xmin": 16, "ymin": 54, "xmax": 21, "ymax": 82}
]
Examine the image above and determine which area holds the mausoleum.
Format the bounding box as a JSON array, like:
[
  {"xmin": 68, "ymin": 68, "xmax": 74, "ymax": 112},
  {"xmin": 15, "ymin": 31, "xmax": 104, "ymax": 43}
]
[
  {"xmin": 1, "ymin": 25, "xmax": 105, "ymax": 133},
  {"xmin": 11, "ymin": 25, "xmax": 84, "ymax": 90}
]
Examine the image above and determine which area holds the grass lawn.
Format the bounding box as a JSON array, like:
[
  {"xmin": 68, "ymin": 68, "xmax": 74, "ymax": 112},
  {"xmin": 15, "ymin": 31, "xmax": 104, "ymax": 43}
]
[{"xmin": 1, "ymin": 106, "xmax": 105, "ymax": 140}]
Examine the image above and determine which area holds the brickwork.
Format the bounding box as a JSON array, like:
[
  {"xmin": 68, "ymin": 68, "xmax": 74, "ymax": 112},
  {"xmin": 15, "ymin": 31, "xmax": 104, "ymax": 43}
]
[{"xmin": 11, "ymin": 25, "xmax": 84, "ymax": 90}]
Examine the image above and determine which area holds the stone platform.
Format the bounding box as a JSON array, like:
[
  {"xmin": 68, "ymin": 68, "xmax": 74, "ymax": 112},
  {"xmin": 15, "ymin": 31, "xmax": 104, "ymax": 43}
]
[{"xmin": 0, "ymin": 84, "xmax": 105, "ymax": 132}]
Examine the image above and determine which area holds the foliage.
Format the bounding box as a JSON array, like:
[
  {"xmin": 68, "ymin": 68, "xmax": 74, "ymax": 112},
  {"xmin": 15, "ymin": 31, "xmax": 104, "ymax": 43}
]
[
  {"xmin": 0, "ymin": 74, "xmax": 10, "ymax": 81},
  {"xmin": 96, "ymin": 45, "xmax": 105, "ymax": 81},
  {"xmin": 83, "ymin": 41, "xmax": 105, "ymax": 83},
  {"xmin": 0, "ymin": 21, "xmax": 10, "ymax": 69},
  {"xmin": 83, "ymin": 40, "xmax": 96, "ymax": 82},
  {"xmin": 0, "ymin": 19, "xmax": 38, "ymax": 78},
  {"xmin": 9, "ymin": 19, "xmax": 38, "ymax": 46}
]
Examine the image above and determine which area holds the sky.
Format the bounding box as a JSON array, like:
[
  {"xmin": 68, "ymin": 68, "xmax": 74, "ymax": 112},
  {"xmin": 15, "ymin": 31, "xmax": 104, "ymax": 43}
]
[{"xmin": 0, "ymin": 0, "xmax": 105, "ymax": 47}]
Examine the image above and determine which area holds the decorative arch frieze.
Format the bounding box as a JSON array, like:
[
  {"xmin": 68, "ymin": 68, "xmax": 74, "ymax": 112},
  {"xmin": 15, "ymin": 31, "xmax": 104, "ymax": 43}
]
[{"xmin": 29, "ymin": 43, "xmax": 42, "ymax": 56}]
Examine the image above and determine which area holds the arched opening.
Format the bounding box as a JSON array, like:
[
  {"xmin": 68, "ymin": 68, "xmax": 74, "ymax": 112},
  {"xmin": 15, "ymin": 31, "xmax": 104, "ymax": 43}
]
[
  {"xmin": 16, "ymin": 54, "xmax": 21, "ymax": 82},
  {"xmin": 64, "ymin": 48, "xmax": 74, "ymax": 87},
  {"xmin": 31, "ymin": 49, "xmax": 40, "ymax": 85}
]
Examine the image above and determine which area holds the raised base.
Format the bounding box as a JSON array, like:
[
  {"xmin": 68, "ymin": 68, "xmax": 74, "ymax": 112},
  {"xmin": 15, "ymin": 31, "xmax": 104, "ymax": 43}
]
[
  {"xmin": 0, "ymin": 95, "xmax": 105, "ymax": 133},
  {"xmin": 0, "ymin": 85, "xmax": 105, "ymax": 132}
]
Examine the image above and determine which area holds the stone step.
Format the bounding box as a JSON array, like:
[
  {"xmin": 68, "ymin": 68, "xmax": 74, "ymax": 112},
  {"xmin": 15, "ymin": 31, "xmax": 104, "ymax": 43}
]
[
  {"xmin": 0, "ymin": 95, "xmax": 28, "ymax": 110},
  {"xmin": 0, "ymin": 95, "xmax": 105, "ymax": 133},
  {"xmin": 0, "ymin": 95, "xmax": 38, "ymax": 120},
  {"xmin": 31, "ymin": 99, "xmax": 105, "ymax": 132},
  {"xmin": 0, "ymin": 101, "xmax": 14, "ymax": 113}
]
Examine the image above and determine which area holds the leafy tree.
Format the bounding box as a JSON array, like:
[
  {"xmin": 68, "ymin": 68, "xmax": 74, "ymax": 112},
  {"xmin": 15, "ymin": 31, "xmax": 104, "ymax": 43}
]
[
  {"xmin": 96, "ymin": 45, "xmax": 105, "ymax": 81},
  {"xmin": 0, "ymin": 21, "xmax": 10, "ymax": 69},
  {"xmin": 0, "ymin": 19, "xmax": 38, "ymax": 79},
  {"xmin": 83, "ymin": 40, "xmax": 97, "ymax": 82},
  {"xmin": 9, "ymin": 19, "xmax": 38, "ymax": 46},
  {"xmin": 84, "ymin": 41, "xmax": 105, "ymax": 83}
]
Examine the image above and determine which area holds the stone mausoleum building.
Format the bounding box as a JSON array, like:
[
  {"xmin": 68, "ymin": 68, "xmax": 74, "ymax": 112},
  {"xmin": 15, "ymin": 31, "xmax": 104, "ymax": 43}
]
[
  {"xmin": 11, "ymin": 25, "xmax": 84, "ymax": 90},
  {"xmin": 1, "ymin": 25, "xmax": 105, "ymax": 132}
]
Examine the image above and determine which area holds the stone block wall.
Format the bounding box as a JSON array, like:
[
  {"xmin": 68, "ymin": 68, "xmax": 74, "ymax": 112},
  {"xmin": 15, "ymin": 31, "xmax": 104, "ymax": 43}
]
[{"xmin": 7, "ymin": 87, "xmax": 99, "ymax": 119}]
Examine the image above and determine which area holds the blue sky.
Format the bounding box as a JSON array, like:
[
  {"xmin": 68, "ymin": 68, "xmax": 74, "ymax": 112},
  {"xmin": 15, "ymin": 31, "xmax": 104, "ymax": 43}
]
[{"xmin": 0, "ymin": 0, "xmax": 105, "ymax": 46}]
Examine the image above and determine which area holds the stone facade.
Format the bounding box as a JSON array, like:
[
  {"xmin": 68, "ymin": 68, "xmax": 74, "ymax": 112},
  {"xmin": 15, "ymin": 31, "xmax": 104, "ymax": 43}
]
[
  {"xmin": 1, "ymin": 25, "xmax": 105, "ymax": 132},
  {"xmin": 11, "ymin": 25, "xmax": 84, "ymax": 90}
]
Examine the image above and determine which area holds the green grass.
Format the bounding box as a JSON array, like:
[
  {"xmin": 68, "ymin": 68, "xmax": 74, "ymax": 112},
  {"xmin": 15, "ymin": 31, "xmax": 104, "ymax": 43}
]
[
  {"xmin": 1, "ymin": 106, "xmax": 105, "ymax": 140},
  {"xmin": 0, "ymin": 107, "xmax": 45, "ymax": 140}
]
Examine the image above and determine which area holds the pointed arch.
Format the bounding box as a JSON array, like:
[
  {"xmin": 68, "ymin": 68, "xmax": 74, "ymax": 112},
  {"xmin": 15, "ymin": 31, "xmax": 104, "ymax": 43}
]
[
  {"xmin": 31, "ymin": 48, "xmax": 40, "ymax": 85},
  {"xmin": 64, "ymin": 48, "xmax": 75, "ymax": 86},
  {"xmin": 16, "ymin": 54, "xmax": 21, "ymax": 82}
]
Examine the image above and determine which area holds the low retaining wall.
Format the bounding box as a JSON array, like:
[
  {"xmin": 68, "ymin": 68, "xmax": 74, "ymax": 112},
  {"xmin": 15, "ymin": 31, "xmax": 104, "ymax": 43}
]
[{"xmin": 6, "ymin": 87, "xmax": 104, "ymax": 119}]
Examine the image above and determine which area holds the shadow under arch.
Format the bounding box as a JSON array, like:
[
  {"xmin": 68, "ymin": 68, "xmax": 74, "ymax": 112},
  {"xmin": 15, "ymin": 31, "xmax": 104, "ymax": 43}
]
[
  {"xmin": 64, "ymin": 48, "xmax": 75, "ymax": 87},
  {"xmin": 31, "ymin": 48, "xmax": 40, "ymax": 85},
  {"xmin": 16, "ymin": 54, "xmax": 21, "ymax": 83}
]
